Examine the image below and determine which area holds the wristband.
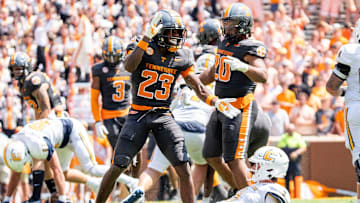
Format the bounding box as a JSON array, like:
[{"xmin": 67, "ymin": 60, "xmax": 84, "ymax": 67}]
[
  {"xmin": 206, "ymin": 94, "xmax": 217, "ymax": 105},
  {"xmin": 137, "ymin": 40, "xmax": 149, "ymax": 51}
]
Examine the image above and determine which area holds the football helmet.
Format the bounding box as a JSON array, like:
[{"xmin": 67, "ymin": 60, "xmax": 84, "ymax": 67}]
[
  {"xmin": 353, "ymin": 19, "xmax": 360, "ymax": 43},
  {"xmin": 221, "ymin": 3, "xmax": 253, "ymax": 43},
  {"xmin": 153, "ymin": 9, "xmax": 186, "ymax": 52},
  {"xmin": 197, "ymin": 19, "xmax": 222, "ymax": 45},
  {"xmin": 4, "ymin": 140, "xmax": 32, "ymax": 172},
  {"xmin": 8, "ymin": 52, "xmax": 32, "ymax": 80},
  {"xmin": 248, "ymin": 146, "xmax": 289, "ymax": 183},
  {"xmin": 102, "ymin": 36, "xmax": 124, "ymax": 67}
]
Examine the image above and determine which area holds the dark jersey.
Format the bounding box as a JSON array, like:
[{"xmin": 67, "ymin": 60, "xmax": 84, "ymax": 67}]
[
  {"xmin": 131, "ymin": 41, "xmax": 195, "ymax": 107},
  {"xmin": 92, "ymin": 62, "xmax": 131, "ymax": 111},
  {"xmin": 193, "ymin": 44, "xmax": 217, "ymax": 60},
  {"xmin": 215, "ymin": 38, "xmax": 267, "ymax": 98},
  {"xmin": 21, "ymin": 72, "xmax": 61, "ymax": 112}
]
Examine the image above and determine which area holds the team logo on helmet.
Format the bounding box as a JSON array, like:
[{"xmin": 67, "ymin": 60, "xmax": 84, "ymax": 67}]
[
  {"xmin": 146, "ymin": 47, "xmax": 154, "ymax": 55},
  {"xmin": 31, "ymin": 76, "xmax": 41, "ymax": 85}
]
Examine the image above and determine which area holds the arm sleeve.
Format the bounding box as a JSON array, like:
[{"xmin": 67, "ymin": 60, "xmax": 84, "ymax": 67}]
[{"xmin": 91, "ymin": 88, "xmax": 101, "ymax": 122}]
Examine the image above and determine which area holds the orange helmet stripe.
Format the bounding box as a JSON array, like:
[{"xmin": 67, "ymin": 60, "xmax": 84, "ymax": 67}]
[
  {"xmin": 10, "ymin": 54, "xmax": 16, "ymax": 65},
  {"xmin": 224, "ymin": 4, "xmax": 233, "ymax": 18},
  {"xmin": 108, "ymin": 36, "xmax": 113, "ymax": 53}
]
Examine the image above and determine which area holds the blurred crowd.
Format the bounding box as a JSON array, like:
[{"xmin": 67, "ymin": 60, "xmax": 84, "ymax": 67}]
[{"xmin": 0, "ymin": 0, "xmax": 359, "ymax": 201}]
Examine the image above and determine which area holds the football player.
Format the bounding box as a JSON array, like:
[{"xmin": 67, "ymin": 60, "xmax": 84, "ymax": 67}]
[
  {"xmin": 91, "ymin": 35, "xmax": 131, "ymax": 149},
  {"xmin": 3, "ymin": 118, "xmax": 138, "ymax": 202},
  {"xmin": 8, "ymin": 52, "xmax": 64, "ymax": 120},
  {"xmin": 199, "ymin": 3, "xmax": 269, "ymax": 190},
  {"xmin": 218, "ymin": 146, "xmax": 290, "ymax": 203},
  {"xmin": 326, "ymin": 18, "xmax": 360, "ymax": 203},
  {"xmin": 96, "ymin": 9, "xmax": 239, "ymax": 203}
]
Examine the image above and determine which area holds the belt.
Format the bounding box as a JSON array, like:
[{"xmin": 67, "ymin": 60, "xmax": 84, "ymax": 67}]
[
  {"xmin": 229, "ymin": 93, "xmax": 255, "ymax": 109},
  {"xmin": 131, "ymin": 104, "xmax": 169, "ymax": 111}
]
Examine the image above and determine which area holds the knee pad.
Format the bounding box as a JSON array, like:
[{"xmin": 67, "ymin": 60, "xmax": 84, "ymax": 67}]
[
  {"xmin": 355, "ymin": 160, "xmax": 360, "ymax": 183},
  {"xmin": 113, "ymin": 155, "xmax": 132, "ymax": 169}
]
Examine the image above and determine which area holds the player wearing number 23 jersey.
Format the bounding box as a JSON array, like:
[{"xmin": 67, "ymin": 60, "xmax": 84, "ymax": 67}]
[{"xmin": 96, "ymin": 9, "xmax": 226, "ymax": 203}]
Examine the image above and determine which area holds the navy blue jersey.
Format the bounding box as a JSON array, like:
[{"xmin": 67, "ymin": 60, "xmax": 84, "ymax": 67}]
[
  {"xmin": 92, "ymin": 62, "xmax": 131, "ymax": 111},
  {"xmin": 21, "ymin": 72, "xmax": 61, "ymax": 112},
  {"xmin": 215, "ymin": 38, "xmax": 267, "ymax": 98},
  {"xmin": 131, "ymin": 42, "xmax": 195, "ymax": 107}
]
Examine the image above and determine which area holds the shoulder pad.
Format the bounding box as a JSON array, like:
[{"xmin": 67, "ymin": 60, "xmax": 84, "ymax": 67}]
[
  {"xmin": 91, "ymin": 62, "xmax": 105, "ymax": 76},
  {"xmin": 23, "ymin": 72, "xmax": 46, "ymax": 91},
  {"xmin": 239, "ymin": 38, "xmax": 267, "ymax": 58},
  {"xmin": 13, "ymin": 133, "xmax": 50, "ymax": 160},
  {"xmin": 336, "ymin": 44, "xmax": 360, "ymax": 66}
]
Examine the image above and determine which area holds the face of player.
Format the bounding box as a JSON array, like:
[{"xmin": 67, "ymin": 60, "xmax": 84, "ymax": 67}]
[
  {"xmin": 221, "ymin": 19, "xmax": 239, "ymax": 37},
  {"xmin": 164, "ymin": 29, "xmax": 185, "ymax": 46},
  {"xmin": 12, "ymin": 66, "xmax": 25, "ymax": 79}
]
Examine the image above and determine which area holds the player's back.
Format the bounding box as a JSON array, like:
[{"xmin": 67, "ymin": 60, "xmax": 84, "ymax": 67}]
[
  {"xmin": 336, "ymin": 43, "xmax": 360, "ymax": 103},
  {"xmin": 220, "ymin": 182, "xmax": 290, "ymax": 203},
  {"xmin": 21, "ymin": 72, "xmax": 62, "ymax": 111},
  {"xmin": 21, "ymin": 118, "xmax": 67, "ymax": 147}
]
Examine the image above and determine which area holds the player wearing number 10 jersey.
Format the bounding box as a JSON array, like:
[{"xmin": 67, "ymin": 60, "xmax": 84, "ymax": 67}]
[{"xmin": 91, "ymin": 36, "xmax": 131, "ymax": 149}]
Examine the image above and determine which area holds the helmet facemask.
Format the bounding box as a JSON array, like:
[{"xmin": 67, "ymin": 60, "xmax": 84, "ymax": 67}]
[
  {"xmin": 156, "ymin": 28, "xmax": 186, "ymax": 52},
  {"xmin": 9, "ymin": 52, "xmax": 32, "ymax": 81},
  {"xmin": 221, "ymin": 16, "xmax": 252, "ymax": 44}
]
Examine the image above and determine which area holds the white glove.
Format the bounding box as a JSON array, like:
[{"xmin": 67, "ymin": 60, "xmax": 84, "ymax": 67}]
[
  {"xmin": 223, "ymin": 56, "xmax": 249, "ymax": 72},
  {"xmin": 215, "ymin": 98, "xmax": 241, "ymax": 119},
  {"xmin": 95, "ymin": 122, "xmax": 108, "ymax": 138},
  {"xmin": 144, "ymin": 12, "xmax": 163, "ymax": 39}
]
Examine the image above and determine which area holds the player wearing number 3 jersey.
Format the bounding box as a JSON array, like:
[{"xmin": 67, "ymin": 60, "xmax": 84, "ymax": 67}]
[
  {"xmin": 91, "ymin": 36, "xmax": 131, "ymax": 149},
  {"xmin": 199, "ymin": 3, "xmax": 269, "ymax": 191},
  {"xmin": 96, "ymin": 9, "xmax": 236, "ymax": 203}
]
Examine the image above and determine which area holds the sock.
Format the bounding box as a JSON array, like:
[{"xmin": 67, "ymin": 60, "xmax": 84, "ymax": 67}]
[
  {"xmin": 117, "ymin": 173, "xmax": 137, "ymax": 185},
  {"xmin": 45, "ymin": 179, "xmax": 57, "ymax": 194},
  {"xmin": 86, "ymin": 176, "xmax": 99, "ymax": 186},
  {"xmin": 31, "ymin": 170, "xmax": 45, "ymax": 201}
]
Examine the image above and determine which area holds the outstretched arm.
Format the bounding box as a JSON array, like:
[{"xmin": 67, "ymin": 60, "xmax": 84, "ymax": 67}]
[{"xmin": 32, "ymin": 83, "xmax": 52, "ymax": 119}]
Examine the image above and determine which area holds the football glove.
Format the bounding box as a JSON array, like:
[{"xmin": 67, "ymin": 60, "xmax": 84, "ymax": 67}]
[
  {"xmin": 95, "ymin": 121, "xmax": 108, "ymax": 138},
  {"xmin": 144, "ymin": 12, "xmax": 163, "ymax": 39},
  {"xmin": 215, "ymin": 98, "xmax": 241, "ymax": 119},
  {"xmin": 223, "ymin": 56, "xmax": 249, "ymax": 72}
]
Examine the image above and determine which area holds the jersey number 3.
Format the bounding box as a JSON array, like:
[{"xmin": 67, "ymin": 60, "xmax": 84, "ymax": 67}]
[
  {"xmin": 138, "ymin": 70, "xmax": 174, "ymax": 100},
  {"xmin": 112, "ymin": 81, "xmax": 125, "ymax": 102}
]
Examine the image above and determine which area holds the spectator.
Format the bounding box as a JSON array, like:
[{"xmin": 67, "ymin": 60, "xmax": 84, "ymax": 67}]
[
  {"xmin": 277, "ymin": 123, "xmax": 307, "ymax": 198},
  {"xmin": 289, "ymin": 91, "xmax": 317, "ymax": 136},
  {"xmin": 315, "ymin": 96, "xmax": 335, "ymax": 136},
  {"xmin": 276, "ymin": 79, "xmax": 297, "ymax": 115},
  {"xmin": 268, "ymin": 100, "xmax": 290, "ymax": 137}
]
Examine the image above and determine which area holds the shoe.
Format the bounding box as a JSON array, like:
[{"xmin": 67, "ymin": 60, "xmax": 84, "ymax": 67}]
[
  {"xmin": 122, "ymin": 187, "xmax": 144, "ymax": 203},
  {"xmin": 127, "ymin": 177, "xmax": 139, "ymax": 193}
]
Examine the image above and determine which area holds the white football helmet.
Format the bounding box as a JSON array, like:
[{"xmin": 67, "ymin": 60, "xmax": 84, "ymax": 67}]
[
  {"xmin": 248, "ymin": 146, "xmax": 289, "ymax": 183},
  {"xmin": 4, "ymin": 140, "xmax": 32, "ymax": 172},
  {"xmin": 353, "ymin": 19, "xmax": 360, "ymax": 43}
]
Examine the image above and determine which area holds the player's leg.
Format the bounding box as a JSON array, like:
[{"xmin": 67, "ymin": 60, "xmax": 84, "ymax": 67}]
[
  {"xmin": 344, "ymin": 104, "xmax": 360, "ymax": 201},
  {"xmin": 203, "ymin": 111, "xmax": 238, "ymax": 189},
  {"xmin": 224, "ymin": 101, "xmax": 257, "ymax": 189},
  {"xmin": 153, "ymin": 111, "xmax": 194, "ymax": 203},
  {"xmin": 183, "ymin": 130, "xmax": 208, "ymax": 195},
  {"xmin": 96, "ymin": 112, "xmax": 149, "ymax": 203}
]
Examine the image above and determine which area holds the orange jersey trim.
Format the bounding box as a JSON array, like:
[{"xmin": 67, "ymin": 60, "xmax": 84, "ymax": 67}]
[
  {"xmin": 101, "ymin": 107, "xmax": 129, "ymax": 120},
  {"xmin": 181, "ymin": 65, "xmax": 195, "ymax": 78}
]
